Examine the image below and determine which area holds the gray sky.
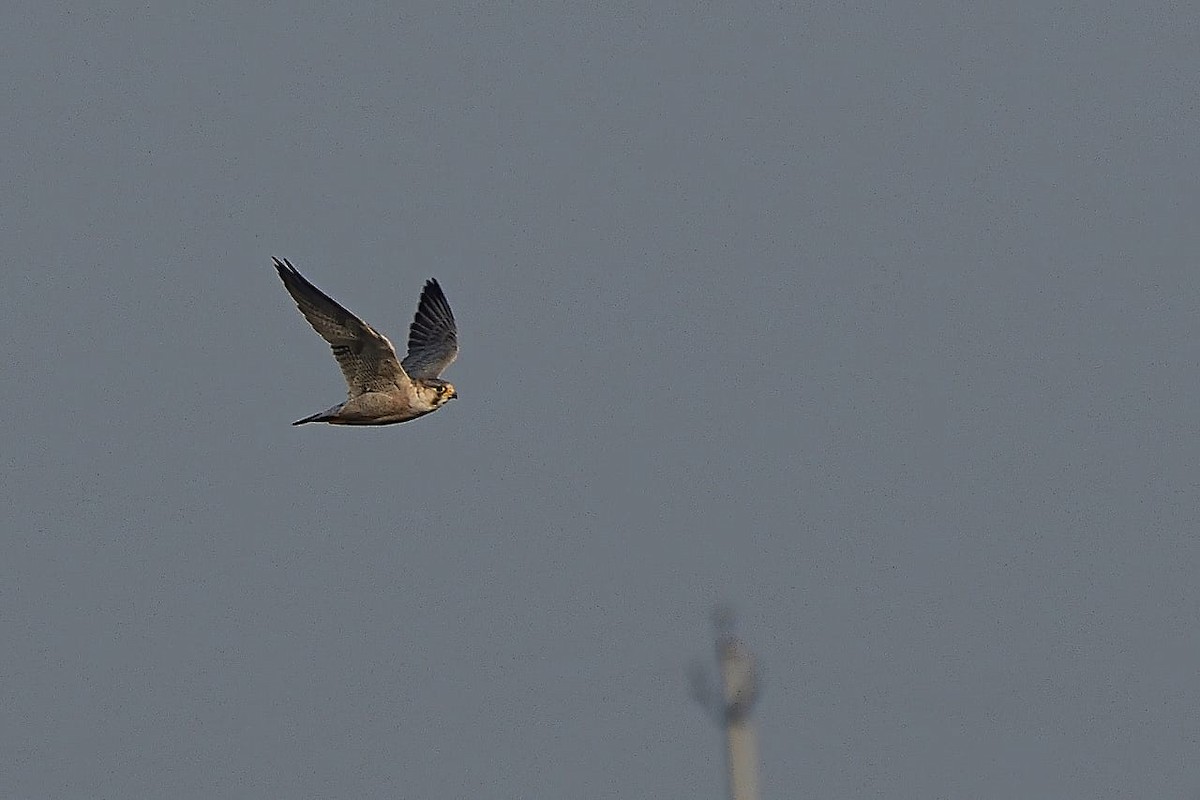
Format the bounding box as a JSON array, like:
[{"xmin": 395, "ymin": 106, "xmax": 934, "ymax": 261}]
[{"xmin": 3, "ymin": 3, "xmax": 1198, "ymax": 798}]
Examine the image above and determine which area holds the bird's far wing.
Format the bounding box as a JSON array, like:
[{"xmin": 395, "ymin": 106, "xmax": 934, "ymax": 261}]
[
  {"xmin": 401, "ymin": 278, "xmax": 459, "ymax": 379},
  {"xmin": 273, "ymin": 257, "xmax": 407, "ymax": 396}
]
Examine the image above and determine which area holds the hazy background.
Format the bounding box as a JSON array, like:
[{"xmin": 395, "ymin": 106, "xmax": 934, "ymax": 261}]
[{"xmin": 3, "ymin": 3, "xmax": 1198, "ymax": 797}]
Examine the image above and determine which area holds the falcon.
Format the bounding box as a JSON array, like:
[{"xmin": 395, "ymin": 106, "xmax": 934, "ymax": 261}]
[{"xmin": 273, "ymin": 257, "xmax": 458, "ymax": 426}]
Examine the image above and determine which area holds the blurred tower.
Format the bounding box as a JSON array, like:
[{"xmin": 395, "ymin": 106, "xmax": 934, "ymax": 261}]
[{"xmin": 691, "ymin": 606, "xmax": 761, "ymax": 800}]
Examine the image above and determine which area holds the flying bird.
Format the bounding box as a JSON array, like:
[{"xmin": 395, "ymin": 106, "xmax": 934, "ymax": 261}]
[{"xmin": 273, "ymin": 257, "xmax": 458, "ymax": 426}]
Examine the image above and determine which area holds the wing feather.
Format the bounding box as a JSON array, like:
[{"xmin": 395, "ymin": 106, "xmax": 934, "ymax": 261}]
[
  {"xmin": 402, "ymin": 279, "xmax": 459, "ymax": 379},
  {"xmin": 273, "ymin": 257, "xmax": 407, "ymax": 397}
]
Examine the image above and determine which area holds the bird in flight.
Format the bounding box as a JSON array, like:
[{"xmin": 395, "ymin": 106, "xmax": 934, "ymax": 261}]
[{"xmin": 273, "ymin": 257, "xmax": 458, "ymax": 426}]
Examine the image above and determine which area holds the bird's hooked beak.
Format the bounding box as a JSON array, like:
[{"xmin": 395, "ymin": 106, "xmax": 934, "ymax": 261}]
[{"xmin": 450, "ymin": 388, "xmax": 458, "ymax": 400}]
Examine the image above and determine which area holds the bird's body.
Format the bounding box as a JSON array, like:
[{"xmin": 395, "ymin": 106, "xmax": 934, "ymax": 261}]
[{"xmin": 273, "ymin": 257, "xmax": 459, "ymax": 426}]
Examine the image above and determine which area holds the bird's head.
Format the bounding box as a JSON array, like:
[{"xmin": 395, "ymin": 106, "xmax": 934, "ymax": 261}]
[{"xmin": 422, "ymin": 378, "xmax": 458, "ymax": 406}]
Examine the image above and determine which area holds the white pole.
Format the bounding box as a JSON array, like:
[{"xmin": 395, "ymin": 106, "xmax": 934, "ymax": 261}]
[
  {"xmin": 725, "ymin": 718, "xmax": 760, "ymax": 800},
  {"xmin": 705, "ymin": 608, "xmax": 761, "ymax": 800}
]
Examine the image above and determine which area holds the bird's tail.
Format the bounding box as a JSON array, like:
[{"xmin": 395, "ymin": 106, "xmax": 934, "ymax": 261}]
[{"xmin": 291, "ymin": 402, "xmax": 343, "ymax": 426}]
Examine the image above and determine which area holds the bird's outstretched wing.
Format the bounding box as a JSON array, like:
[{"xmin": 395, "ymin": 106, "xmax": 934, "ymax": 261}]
[
  {"xmin": 402, "ymin": 279, "xmax": 458, "ymax": 379},
  {"xmin": 273, "ymin": 257, "xmax": 407, "ymax": 397}
]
